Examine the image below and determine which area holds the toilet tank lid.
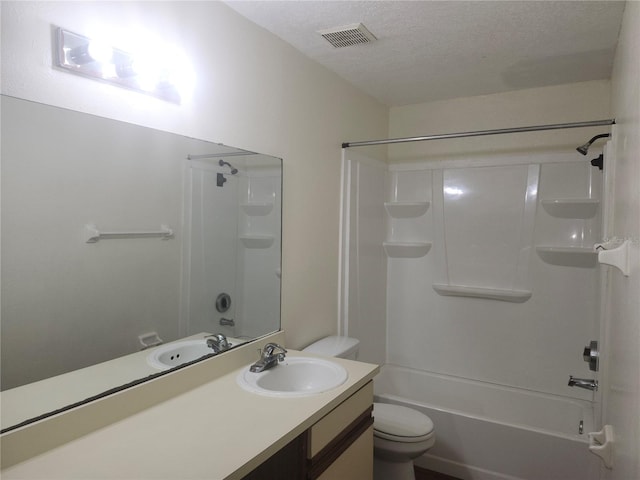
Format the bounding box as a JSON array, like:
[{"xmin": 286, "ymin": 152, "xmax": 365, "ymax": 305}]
[{"xmin": 303, "ymin": 336, "xmax": 359, "ymax": 358}]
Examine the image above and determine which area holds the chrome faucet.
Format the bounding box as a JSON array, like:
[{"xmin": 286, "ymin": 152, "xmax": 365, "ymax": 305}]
[
  {"xmin": 205, "ymin": 333, "xmax": 230, "ymax": 354},
  {"xmin": 568, "ymin": 375, "xmax": 598, "ymax": 391},
  {"xmin": 250, "ymin": 343, "xmax": 287, "ymax": 372}
]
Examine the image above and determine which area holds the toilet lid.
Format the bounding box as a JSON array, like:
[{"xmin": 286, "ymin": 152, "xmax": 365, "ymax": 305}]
[{"xmin": 373, "ymin": 403, "xmax": 434, "ymax": 438}]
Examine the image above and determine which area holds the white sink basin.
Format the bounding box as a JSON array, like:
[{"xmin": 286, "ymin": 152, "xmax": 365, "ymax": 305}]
[
  {"xmin": 236, "ymin": 357, "xmax": 348, "ymax": 397},
  {"xmin": 147, "ymin": 338, "xmax": 238, "ymax": 370}
]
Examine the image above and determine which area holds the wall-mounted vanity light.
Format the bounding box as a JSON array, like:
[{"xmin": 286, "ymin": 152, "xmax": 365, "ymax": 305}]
[{"xmin": 54, "ymin": 27, "xmax": 194, "ymax": 104}]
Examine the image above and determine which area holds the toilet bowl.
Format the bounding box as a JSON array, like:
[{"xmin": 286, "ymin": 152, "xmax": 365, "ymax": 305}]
[
  {"xmin": 303, "ymin": 336, "xmax": 436, "ymax": 480},
  {"xmin": 372, "ymin": 402, "xmax": 435, "ymax": 480}
]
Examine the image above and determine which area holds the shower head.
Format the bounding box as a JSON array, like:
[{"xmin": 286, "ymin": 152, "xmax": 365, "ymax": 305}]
[
  {"xmin": 218, "ymin": 159, "xmax": 238, "ymax": 175},
  {"xmin": 576, "ymin": 133, "xmax": 610, "ymax": 155},
  {"xmin": 576, "ymin": 143, "xmax": 590, "ymax": 156}
]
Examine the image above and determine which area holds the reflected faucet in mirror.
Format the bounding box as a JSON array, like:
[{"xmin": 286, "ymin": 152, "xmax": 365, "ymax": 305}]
[{"xmin": 205, "ymin": 334, "xmax": 231, "ymax": 353}]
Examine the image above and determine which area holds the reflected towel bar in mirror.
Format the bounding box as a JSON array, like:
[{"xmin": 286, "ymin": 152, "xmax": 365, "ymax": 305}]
[{"xmin": 84, "ymin": 224, "xmax": 175, "ymax": 243}]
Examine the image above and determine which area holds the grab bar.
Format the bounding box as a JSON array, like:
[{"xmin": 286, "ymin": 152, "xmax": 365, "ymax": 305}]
[{"xmin": 84, "ymin": 224, "xmax": 174, "ymax": 243}]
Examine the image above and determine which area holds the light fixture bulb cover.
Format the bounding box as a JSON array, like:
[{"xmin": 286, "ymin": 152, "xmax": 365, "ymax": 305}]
[
  {"xmin": 54, "ymin": 27, "xmax": 186, "ymax": 104},
  {"xmin": 87, "ymin": 41, "xmax": 114, "ymax": 64}
]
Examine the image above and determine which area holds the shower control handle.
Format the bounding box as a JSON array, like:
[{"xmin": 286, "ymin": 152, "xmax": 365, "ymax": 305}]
[{"xmin": 583, "ymin": 341, "xmax": 599, "ymax": 372}]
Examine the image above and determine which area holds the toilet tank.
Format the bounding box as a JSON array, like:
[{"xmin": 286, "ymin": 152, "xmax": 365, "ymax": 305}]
[{"xmin": 302, "ymin": 336, "xmax": 359, "ymax": 360}]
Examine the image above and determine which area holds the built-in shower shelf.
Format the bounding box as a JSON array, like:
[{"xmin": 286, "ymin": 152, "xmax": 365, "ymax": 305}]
[
  {"xmin": 384, "ymin": 201, "xmax": 430, "ymax": 218},
  {"xmin": 239, "ymin": 235, "xmax": 274, "ymax": 249},
  {"xmin": 432, "ymin": 284, "xmax": 532, "ymax": 303},
  {"xmin": 241, "ymin": 202, "xmax": 274, "ymax": 216},
  {"xmin": 536, "ymin": 246, "xmax": 598, "ymax": 268},
  {"xmin": 383, "ymin": 242, "xmax": 431, "ymax": 258},
  {"xmin": 541, "ymin": 199, "xmax": 599, "ymax": 219}
]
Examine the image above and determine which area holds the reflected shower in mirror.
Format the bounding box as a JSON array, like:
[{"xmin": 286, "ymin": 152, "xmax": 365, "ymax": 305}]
[{"xmin": 0, "ymin": 95, "xmax": 282, "ymax": 430}]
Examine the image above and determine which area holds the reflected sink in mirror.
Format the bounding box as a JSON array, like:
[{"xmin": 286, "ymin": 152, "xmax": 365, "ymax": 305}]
[
  {"xmin": 237, "ymin": 357, "xmax": 348, "ymax": 397},
  {"xmin": 147, "ymin": 337, "xmax": 241, "ymax": 370}
]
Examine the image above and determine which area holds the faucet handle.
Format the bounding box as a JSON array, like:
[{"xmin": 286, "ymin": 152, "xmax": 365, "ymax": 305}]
[
  {"xmin": 583, "ymin": 341, "xmax": 599, "ymax": 372},
  {"xmin": 263, "ymin": 343, "xmax": 287, "ymax": 357},
  {"xmin": 205, "ymin": 333, "xmax": 230, "ymax": 353},
  {"xmin": 205, "ymin": 333, "xmax": 229, "ymax": 347}
]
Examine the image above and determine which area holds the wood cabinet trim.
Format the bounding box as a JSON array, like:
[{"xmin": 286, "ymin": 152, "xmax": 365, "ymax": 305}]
[{"xmin": 241, "ymin": 432, "xmax": 308, "ymax": 479}]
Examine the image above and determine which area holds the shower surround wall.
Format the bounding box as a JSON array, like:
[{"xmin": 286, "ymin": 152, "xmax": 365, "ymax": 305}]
[
  {"xmin": 385, "ymin": 156, "xmax": 601, "ymax": 399},
  {"xmin": 185, "ymin": 161, "xmax": 241, "ymax": 339},
  {"xmin": 342, "ymin": 149, "xmax": 603, "ymax": 479},
  {"xmin": 183, "ymin": 159, "xmax": 281, "ymax": 339}
]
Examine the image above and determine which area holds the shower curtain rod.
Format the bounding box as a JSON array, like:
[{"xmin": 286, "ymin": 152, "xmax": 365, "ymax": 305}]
[
  {"xmin": 341, "ymin": 119, "xmax": 615, "ymax": 148},
  {"xmin": 187, "ymin": 150, "xmax": 257, "ymax": 160}
]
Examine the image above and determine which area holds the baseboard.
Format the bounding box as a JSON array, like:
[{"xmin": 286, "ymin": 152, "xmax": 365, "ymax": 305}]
[
  {"xmin": 415, "ymin": 454, "xmax": 523, "ymax": 480},
  {"xmin": 415, "ymin": 465, "xmax": 461, "ymax": 480}
]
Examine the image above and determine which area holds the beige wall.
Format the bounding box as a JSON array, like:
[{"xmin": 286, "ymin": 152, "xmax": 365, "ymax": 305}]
[
  {"xmin": 605, "ymin": 2, "xmax": 640, "ymax": 478},
  {"xmin": 388, "ymin": 80, "xmax": 611, "ymax": 162},
  {"xmin": 0, "ymin": 1, "xmax": 389, "ymax": 350}
]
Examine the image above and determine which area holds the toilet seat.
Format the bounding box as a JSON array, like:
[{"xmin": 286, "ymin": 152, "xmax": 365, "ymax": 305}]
[{"xmin": 373, "ymin": 403, "xmax": 434, "ymax": 443}]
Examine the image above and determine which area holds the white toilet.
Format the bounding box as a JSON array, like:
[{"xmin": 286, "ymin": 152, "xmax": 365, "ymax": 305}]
[{"xmin": 303, "ymin": 336, "xmax": 436, "ymax": 480}]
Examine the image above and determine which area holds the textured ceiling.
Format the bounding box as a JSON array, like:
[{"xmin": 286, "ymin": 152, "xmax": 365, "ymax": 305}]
[{"xmin": 225, "ymin": 1, "xmax": 626, "ymax": 106}]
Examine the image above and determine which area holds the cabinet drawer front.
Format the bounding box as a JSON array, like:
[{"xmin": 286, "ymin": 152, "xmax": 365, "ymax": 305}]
[
  {"xmin": 317, "ymin": 425, "xmax": 373, "ymax": 480},
  {"xmin": 308, "ymin": 381, "xmax": 373, "ymax": 458}
]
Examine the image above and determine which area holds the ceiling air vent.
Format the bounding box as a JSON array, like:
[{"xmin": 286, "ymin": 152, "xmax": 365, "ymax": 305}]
[{"xmin": 318, "ymin": 23, "xmax": 377, "ymax": 48}]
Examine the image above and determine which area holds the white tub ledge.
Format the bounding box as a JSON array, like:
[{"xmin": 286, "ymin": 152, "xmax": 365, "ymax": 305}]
[{"xmin": 432, "ymin": 284, "xmax": 532, "ymax": 303}]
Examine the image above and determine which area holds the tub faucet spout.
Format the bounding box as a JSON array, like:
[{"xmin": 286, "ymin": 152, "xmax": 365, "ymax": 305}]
[{"xmin": 568, "ymin": 375, "xmax": 598, "ymax": 391}]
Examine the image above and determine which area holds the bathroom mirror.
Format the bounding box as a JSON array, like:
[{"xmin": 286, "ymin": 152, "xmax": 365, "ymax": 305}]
[{"xmin": 0, "ymin": 95, "xmax": 282, "ymax": 430}]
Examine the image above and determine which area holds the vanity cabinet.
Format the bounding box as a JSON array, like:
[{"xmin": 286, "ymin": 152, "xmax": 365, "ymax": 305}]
[
  {"xmin": 243, "ymin": 381, "xmax": 374, "ymax": 480},
  {"xmin": 241, "ymin": 433, "xmax": 307, "ymax": 479}
]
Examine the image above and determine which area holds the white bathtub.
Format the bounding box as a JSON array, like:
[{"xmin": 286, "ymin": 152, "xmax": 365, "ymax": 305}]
[{"xmin": 374, "ymin": 365, "xmax": 601, "ymax": 480}]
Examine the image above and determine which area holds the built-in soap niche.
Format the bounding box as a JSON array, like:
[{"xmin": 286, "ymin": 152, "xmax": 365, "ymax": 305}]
[
  {"xmin": 535, "ymin": 246, "xmax": 598, "ymax": 268},
  {"xmin": 238, "ymin": 168, "xmax": 280, "ymax": 250},
  {"xmin": 536, "ymin": 162, "xmax": 602, "ymax": 268},
  {"xmin": 383, "ymin": 241, "xmax": 432, "ymax": 258},
  {"xmin": 241, "ymin": 202, "xmax": 274, "ymax": 216},
  {"xmin": 384, "ymin": 169, "xmax": 432, "ymax": 258},
  {"xmin": 384, "ymin": 201, "xmax": 430, "ymax": 218},
  {"xmin": 239, "ymin": 234, "xmax": 275, "ymax": 249},
  {"xmin": 541, "ymin": 199, "xmax": 599, "ymax": 219}
]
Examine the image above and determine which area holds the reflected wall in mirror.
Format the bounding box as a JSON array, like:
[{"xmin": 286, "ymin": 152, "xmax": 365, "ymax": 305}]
[{"xmin": 0, "ymin": 95, "xmax": 282, "ymax": 430}]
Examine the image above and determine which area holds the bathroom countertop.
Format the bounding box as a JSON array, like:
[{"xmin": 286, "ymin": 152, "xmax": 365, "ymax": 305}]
[{"xmin": 1, "ymin": 350, "xmax": 379, "ymax": 479}]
